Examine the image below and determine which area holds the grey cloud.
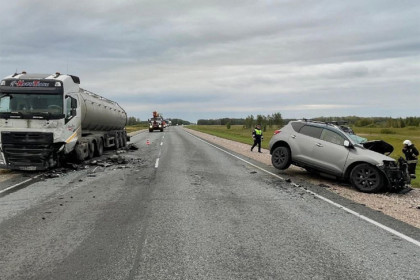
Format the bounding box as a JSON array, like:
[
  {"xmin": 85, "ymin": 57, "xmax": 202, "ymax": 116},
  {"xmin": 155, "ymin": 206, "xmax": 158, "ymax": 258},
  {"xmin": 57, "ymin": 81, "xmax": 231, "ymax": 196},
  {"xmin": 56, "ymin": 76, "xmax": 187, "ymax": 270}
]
[{"xmin": 0, "ymin": 1, "xmax": 419, "ymax": 121}]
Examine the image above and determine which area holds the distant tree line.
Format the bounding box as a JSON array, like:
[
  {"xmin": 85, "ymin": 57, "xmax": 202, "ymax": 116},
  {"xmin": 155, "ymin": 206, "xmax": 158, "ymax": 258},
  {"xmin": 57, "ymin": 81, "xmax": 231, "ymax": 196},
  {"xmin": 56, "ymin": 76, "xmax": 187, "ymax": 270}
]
[
  {"xmin": 127, "ymin": 116, "xmax": 141, "ymax": 125},
  {"xmin": 197, "ymin": 115, "xmax": 420, "ymax": 129},
  {"xmin": 198, "ymin": 112, "xmax": 284, "ymax": 131},
  {"xmin": 169, "ymin": 118, "xmax": 191, "ymax": 125},
  {"xmin": 127, "ymin": 117, "xmax": 191, "ymax": 126},
  {"xmin": 197, "ymin": 118, "xmax": 246, "ymax": 125},
  {"xmin": 312, "ymin": 116, "xmax": 420, "ymax": 128}
]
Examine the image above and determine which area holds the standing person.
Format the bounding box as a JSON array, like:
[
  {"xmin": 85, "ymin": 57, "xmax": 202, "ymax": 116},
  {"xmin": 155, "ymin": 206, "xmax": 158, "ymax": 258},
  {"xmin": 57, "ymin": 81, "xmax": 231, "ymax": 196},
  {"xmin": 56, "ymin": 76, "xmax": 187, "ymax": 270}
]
[
  {"xmin": 251, "ymin": 124, "xmax": 263, "ymax": 153},
  {"xmin": 402, "ymin": 140, "xmax": 419, "ymax": 178}
]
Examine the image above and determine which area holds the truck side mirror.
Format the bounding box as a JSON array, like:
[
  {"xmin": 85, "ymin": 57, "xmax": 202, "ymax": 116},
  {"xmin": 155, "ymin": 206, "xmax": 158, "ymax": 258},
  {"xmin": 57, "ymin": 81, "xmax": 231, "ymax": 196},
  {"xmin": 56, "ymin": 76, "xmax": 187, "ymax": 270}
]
[{"xmin": 71, "ymin": 98, "xmax": 77, "ymax": 108}]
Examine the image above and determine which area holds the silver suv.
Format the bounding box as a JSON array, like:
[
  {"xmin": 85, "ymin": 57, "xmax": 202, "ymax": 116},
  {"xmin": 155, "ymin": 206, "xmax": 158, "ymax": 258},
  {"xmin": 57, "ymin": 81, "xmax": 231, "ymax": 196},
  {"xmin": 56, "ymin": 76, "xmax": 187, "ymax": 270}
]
[{"xmin": 269, "ymin": 120, "xmax": 410, "ymax": 192}]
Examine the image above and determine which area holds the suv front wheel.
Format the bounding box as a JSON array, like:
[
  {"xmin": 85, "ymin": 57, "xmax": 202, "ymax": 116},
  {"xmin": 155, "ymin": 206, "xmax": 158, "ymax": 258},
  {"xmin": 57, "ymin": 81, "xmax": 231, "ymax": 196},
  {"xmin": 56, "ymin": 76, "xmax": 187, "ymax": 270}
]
[
  {"xmin": 349, "ymin": 163, "xmax": 384, "ymax": 193},
  {"xmin": 271, "ymin": 146, "xmax": 291, "ymax": 170}
]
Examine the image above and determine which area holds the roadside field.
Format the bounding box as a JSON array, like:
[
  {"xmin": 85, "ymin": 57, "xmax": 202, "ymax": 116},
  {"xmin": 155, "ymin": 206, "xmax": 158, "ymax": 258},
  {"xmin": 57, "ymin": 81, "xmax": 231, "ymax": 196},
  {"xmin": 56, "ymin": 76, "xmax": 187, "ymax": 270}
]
[
  {"xmin": 188, "ymin": 125, "xmax": 420, "ymax": 188},
  {"xmin": 125, "ymin": 123, "xmax": 149, "ymax": 133}
]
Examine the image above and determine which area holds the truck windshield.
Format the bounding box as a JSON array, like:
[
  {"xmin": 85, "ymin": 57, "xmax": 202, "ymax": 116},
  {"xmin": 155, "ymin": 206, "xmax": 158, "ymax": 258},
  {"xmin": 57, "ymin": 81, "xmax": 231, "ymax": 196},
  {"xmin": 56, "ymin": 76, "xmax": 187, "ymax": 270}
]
[{"xmin": 0, "ymin": 92, "xmax": 63, "ymax": 118}]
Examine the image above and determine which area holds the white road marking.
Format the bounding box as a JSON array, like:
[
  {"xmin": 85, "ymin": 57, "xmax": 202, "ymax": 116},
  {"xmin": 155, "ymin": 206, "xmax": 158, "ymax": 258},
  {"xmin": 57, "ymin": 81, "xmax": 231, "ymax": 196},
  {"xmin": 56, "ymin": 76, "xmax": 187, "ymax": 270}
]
[
  {"xmin": 160, "ymin": 142, "xmax": 163, "ymax": 146},
  {"xmin": 155, "ymin": 158, "xmax": 159, "ymax": 168},
  {"xmin": 0, "ymin": 174, "xmax": 44, "ymax": 195},
  {"xmin": 186, "ymin": 131, "xmax": 420, "ymax": 248}
]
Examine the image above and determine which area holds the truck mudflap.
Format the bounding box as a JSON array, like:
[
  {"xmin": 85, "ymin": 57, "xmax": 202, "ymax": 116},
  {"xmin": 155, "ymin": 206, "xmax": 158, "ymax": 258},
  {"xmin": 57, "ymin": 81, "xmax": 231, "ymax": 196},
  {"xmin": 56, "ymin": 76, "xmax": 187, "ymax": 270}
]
[
  {"xmin": 0, "ymin": 131, "xmax": 62, "ymax": 170},
  {"xmin": 379, "ymin": 157, "xmax": 411, "ymax": 191}
]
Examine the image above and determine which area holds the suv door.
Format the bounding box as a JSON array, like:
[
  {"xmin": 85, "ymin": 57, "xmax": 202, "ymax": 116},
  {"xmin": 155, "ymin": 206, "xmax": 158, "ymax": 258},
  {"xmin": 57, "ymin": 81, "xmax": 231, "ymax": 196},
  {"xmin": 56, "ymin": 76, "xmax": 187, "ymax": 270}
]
[
  {"xmin": 292, "ymin": 124, "xmax": 323, "ymax": 166},
  {"xmin": 311, "ymin": 128, "xmax": 350, "ymax": 176}
]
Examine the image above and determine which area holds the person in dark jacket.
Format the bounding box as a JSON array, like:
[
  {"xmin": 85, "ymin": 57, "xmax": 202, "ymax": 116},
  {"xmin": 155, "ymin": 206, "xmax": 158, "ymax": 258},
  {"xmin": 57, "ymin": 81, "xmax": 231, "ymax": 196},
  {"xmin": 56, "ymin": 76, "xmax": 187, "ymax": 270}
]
[
  {"xmin": 251, "ymin": 124, "xmax": 263, "ymax": 153},
  {"xmin": 402, "ymin": 140, "xmax": 419, "ymax": 178}
]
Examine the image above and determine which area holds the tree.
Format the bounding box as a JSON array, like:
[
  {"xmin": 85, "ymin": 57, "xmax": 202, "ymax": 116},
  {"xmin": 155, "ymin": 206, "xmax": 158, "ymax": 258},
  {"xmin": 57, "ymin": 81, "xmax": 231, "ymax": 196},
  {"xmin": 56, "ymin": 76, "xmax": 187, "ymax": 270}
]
[
  {"xmin": 272, "ymin": 112, "xmax": 283, "ymax": 127},
  {"xmin": 244, "ymin": 115, "xmax": 255, "ymax": 129},
  {"xmin": 127, "ymin": 116, "xmax": 141, "ymax": 125}
]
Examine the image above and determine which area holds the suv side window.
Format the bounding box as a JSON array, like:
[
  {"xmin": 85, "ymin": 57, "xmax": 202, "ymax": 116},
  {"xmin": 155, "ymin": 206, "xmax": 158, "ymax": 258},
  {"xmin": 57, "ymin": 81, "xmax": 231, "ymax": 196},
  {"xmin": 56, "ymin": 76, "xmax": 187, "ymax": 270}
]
[
  {"xmin": 291, "ymin": 122, "xmax": 305, "ymax": 132},
  {"xmin": 321, "ymin": 129, "xmax": 345, "ymax": 145},
  {"xmin": 299, "ymin": 125, "xmax": 322, "ymax": 138}
]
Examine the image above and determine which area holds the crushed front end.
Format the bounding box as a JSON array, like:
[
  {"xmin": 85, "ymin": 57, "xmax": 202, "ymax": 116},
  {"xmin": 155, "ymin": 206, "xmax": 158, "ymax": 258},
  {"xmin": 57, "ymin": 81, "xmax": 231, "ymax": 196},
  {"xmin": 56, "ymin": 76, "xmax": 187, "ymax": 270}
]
[
  {"xmin": 380, "ymin": 158, "xmax": 411, "ymax": 191},
  {"xmin": 0, "ymin": 131, "xmax": 62, "ymax": 170}
]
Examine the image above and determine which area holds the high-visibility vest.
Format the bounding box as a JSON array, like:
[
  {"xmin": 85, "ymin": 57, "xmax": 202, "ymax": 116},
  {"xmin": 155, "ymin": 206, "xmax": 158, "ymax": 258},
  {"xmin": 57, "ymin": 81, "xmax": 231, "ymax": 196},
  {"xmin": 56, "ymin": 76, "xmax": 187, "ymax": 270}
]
[{"xmin": 255, "ymin": 129, "xmax": 262, "ymax": 135}]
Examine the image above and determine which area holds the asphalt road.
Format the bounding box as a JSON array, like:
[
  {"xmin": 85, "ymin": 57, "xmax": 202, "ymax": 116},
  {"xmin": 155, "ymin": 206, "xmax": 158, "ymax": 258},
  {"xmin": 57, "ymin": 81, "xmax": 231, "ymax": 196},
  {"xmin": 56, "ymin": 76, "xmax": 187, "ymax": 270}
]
[{"xmin": 0, "ymin": 126, "xmax": 419, "ymax": 279}]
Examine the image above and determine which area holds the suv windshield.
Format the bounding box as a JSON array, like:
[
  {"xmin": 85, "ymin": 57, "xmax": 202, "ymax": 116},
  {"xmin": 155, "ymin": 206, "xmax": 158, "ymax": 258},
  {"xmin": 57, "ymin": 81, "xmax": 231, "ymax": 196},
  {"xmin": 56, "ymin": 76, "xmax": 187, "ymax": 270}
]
[
  {"xmin": 339, "ymin": 129, "xmax": 367, "ymax": 144},
  {"xmin": 0, "ymin": 92, "xmax": 63, "ymax": 118}
]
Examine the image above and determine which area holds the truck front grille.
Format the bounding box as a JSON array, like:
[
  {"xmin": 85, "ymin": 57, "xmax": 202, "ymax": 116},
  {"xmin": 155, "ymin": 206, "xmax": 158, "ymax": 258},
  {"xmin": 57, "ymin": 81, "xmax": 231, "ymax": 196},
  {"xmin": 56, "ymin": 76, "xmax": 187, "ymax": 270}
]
[{"xmin": 1, "ymin": 132, "xmax": 54, "ymax": 169}]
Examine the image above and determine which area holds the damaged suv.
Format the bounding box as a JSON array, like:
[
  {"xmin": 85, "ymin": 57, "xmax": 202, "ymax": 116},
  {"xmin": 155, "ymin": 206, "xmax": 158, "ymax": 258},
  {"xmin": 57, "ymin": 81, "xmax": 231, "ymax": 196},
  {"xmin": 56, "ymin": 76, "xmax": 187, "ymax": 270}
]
[{"xmin": 269, "ymin": 120, "xmax": 411, "ymax": 193}]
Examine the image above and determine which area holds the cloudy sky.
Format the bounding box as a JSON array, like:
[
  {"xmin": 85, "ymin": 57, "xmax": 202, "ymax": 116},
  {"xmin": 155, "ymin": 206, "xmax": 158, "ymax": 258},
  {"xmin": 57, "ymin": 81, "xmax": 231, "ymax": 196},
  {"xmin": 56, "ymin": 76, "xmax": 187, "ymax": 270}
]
[{"xmin": 1, "ymin": 0, "xmax": 419, "ymax": 122}]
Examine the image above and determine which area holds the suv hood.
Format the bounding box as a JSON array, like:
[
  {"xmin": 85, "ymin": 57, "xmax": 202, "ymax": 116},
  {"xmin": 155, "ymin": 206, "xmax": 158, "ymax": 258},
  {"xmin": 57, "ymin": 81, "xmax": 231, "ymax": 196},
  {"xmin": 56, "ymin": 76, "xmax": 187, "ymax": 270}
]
[{"xmin": 361, "ymin": 140, "xmax": 394, "ymax": 156}]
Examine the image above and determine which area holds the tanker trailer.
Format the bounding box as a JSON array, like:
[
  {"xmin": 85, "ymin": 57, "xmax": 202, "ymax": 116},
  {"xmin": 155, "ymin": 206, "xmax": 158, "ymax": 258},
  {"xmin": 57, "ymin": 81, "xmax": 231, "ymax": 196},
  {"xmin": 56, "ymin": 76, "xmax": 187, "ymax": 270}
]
[{"xmin": 0, "ymin": 72, "xmax": 128, "ymax": 170}]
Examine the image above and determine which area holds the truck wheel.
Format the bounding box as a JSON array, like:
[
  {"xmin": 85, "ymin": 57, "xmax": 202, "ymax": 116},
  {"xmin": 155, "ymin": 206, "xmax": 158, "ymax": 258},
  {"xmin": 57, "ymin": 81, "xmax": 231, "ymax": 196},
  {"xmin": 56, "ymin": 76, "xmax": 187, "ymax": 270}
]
[
  {"xmin": 121, "ymin": 133, "xmax": 127, "ymax": 147},
  {"xmin": 114, "ymin": 135, "xmax": 120, "ymax": 150},
  {"xmin": 350, "ymin": 163, "xmax": 384, "ymax": 193},
  {"xmin": 75, "ymin": 144, "xmax": 85, "ymax": 163},
  {"xmin": 87, "ymin": 141, "xmax": 94, "ymax": 159},
  {"xmin": 95, "ymin": 138, "xmax": 104, "ymax": 157},
  {"xmin": 271, "ymin": 146, "xmax": 291, "ymax": 170},
  {"xmin": 149, "ymin": 129, "xmax": 153, "ymax": 132}
]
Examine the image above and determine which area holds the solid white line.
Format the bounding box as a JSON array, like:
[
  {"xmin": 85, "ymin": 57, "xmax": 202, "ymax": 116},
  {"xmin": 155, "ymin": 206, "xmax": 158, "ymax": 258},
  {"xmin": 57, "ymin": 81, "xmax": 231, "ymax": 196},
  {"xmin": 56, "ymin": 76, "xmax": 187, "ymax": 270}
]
[
  {"xmin": 155, "ymin": 158, "xmax": 159, "ymax": 168},
  {"xmin": 160, "ymin": 142, "xmax": 163, "ymax": 146},
  {"xmin": 0, "ymin": 174, "xmax": 43, "ymax": 195},
  {"xmin": 186, "ymin": 131, "xmax": 420, "ymax": 248}
]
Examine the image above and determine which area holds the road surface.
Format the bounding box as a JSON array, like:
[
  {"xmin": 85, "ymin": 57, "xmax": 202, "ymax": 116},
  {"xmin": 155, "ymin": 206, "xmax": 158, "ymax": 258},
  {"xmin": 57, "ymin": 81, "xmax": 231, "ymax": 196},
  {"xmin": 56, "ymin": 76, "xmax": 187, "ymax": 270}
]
[{"xmin": 0, "ymin": 126, "xmax": 419, "ymax": 279}]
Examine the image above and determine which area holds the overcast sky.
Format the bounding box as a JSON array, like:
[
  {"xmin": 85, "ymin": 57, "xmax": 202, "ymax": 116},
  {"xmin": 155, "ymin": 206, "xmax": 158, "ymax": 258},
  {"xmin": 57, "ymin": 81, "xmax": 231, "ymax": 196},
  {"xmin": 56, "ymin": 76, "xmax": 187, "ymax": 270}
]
[{"xmin": 1, "ymin": 0, "xmax": 419, "ymax": 122}]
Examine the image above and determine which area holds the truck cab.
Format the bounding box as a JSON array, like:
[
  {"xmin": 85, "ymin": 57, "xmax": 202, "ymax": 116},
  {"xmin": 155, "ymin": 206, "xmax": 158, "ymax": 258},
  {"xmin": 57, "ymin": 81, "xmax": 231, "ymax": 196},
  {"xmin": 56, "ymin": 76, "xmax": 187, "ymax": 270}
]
[{"xmin": 0, "ymin": 72, "xmax": 127, "ymax": 170}]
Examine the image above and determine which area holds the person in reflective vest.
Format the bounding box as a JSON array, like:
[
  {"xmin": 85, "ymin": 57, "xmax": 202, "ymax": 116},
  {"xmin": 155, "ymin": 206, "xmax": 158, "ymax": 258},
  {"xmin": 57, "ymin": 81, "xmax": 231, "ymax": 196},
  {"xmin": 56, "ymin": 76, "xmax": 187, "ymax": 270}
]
[
  {"xmin": 402, "ymin": 140, "xmax": 418, "ymax": 178},
  {"xmin": 251, "ymin": 124, "xmax": 263, "ymax": 153}
]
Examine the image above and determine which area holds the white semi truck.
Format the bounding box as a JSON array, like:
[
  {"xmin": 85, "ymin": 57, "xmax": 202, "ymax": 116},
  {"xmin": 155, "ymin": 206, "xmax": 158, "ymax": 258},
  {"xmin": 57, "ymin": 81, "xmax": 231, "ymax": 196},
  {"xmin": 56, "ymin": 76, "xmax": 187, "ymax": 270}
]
[{"xmin": 0, "ymin": 72, "xmax": 128, "ymax": 170}]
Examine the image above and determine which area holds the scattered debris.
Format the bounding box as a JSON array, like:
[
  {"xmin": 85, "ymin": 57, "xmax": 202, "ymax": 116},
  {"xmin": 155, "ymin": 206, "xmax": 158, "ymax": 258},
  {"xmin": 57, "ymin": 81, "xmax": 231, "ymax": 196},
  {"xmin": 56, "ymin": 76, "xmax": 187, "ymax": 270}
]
[
  {"xmin": 128, "ymin": 143, "xmax": 139, "ymax": 150},
  {"xmin": 97, "ymin": 161, "xmax": 112, "ymax": 167},
  {"xmin": 285, "ymin": 178, "xmax": 292, "ymax": 183},
  {"xmin": 250, "ymin": 171, "xmax": 257, "ymax": 174},
  {"xmin": 319, "ymin": 183, "xmax": 330, "ymax": 188}
]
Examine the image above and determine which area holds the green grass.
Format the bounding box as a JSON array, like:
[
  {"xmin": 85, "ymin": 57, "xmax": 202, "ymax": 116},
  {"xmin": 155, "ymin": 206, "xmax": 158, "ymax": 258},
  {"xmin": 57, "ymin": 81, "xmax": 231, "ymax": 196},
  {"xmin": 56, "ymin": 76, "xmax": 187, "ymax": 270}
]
[
  {"xmin": 125, "ymin": 123, "xmax": 149, "ymax": 133},
  {"xmin": 188, "ymin": 125, "xmax": 420, "ymax": 188},
  {"xmin": 187, "ymin": 125, "xmax": 279, "ymax": 150}
]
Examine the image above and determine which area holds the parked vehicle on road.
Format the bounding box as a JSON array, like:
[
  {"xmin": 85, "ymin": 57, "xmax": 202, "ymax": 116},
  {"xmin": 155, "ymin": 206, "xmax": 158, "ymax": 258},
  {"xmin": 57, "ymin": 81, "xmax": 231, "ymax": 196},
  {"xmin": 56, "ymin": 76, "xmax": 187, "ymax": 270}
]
[
  {"xmin": 0, "ymin": 72, "xmax": 128, "ymax": 170},
  {"xmin": 269, "ymin": 120, "xmax": 411, "ymax": 192}
]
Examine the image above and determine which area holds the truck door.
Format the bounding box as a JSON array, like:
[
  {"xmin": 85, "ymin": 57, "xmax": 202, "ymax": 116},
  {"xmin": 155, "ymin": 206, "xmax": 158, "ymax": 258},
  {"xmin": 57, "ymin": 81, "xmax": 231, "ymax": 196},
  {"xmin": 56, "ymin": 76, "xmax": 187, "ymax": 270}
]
[{"xmin": 63, "ymin": 95, "xmax": 80, "ymax": 152}]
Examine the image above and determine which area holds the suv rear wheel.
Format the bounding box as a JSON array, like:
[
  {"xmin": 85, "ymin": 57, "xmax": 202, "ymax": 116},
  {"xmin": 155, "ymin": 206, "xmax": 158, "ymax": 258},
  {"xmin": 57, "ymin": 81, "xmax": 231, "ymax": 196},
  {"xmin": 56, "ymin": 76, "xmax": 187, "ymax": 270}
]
[
  {"xmin": 271, "ymin": 146, "xmax": 291, "ymax": 170},
  {"xmin": 350, "ymin": 163, "xmax": 384, "ymax": 193}
]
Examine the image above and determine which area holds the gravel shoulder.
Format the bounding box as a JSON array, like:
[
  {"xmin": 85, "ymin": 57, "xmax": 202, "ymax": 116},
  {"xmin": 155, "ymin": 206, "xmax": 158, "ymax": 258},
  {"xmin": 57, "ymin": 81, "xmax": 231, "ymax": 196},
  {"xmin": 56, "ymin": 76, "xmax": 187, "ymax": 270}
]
[{"xmin": 185, "ymin": 128, "xmax": 420, "ymax": 229}]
